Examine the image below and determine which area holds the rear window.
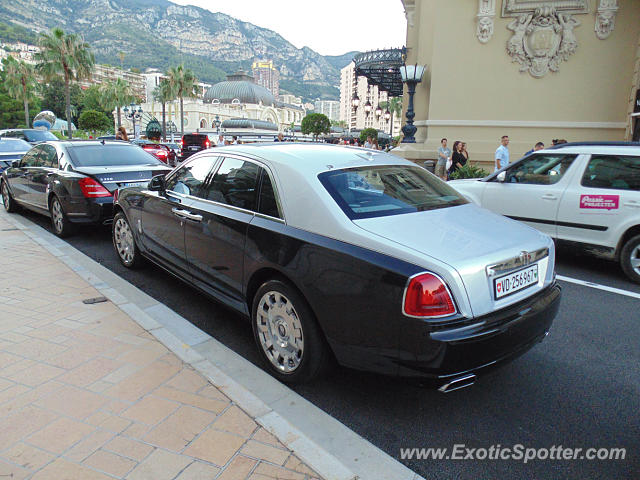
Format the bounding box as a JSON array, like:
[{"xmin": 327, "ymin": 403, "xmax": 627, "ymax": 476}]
[
  {"xmin": 23, "ymin": 130, "xmax": 57, "ymax": 142},
  {"xmin": 319, "ymin": 165, "xmax": 468, "ymax": 220},
  {"xmin": 182, "ymin": 134, "xmax": 209, "ymax": 146},
  {"xmin": 0, "ymin": 139, "xmax": 31, "ymax": 152},
  {"xmin": 67, "ymin": 144, "xmax": 164, "ymax": 167}
]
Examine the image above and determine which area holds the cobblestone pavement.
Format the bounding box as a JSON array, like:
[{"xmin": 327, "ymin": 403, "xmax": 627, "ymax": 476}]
[{"xmin": 0, "ymin": 214, "xmax": 322, "ymax": 479}]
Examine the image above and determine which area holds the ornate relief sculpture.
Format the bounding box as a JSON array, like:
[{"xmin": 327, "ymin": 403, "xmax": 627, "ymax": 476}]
[
  {"xmin": 476, "ymin": 0, "xmax": 496, "ymax": 43},
  {"xmin": 506, "ymin": 6, "xmax": 581, "ymax": 78},
  {"xmin": 595, "ymin": 0, "xmax": 619, "ymax": 40}
]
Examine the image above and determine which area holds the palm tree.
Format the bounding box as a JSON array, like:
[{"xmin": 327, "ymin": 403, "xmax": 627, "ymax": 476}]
[
  {"xmin": 35, "ymin": 27, "xmax": 94, "ymax": 139},
  {"xmin": 4, "ymin": 58, "xmax": 36, "ymax": 127},
  {"xmin": 379, "ymin": 97, "xmax": 402, "ymax": 137},
  {"xmin": 100, "ymin": 78, "xmax": 135, "ymax": 129},
  {"xmin": 167, "ymin": 65, "xmax": 197, "ymax": 136},
  {"xmin": 153, "ymin": 78, "xmax": 176, "ymax": 141}
]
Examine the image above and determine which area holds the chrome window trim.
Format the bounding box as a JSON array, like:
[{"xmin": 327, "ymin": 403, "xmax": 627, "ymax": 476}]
[
  {"xmin": 485, "ymin": 247, "xmax": 549, "ymax": 277},
  {"xmin": 401, "ymin": 271, "xmax": 458, "ymax": 320}
]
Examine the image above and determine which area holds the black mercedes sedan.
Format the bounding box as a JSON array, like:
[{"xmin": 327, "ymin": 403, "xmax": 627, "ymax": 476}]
[
  {"xmin": 1, "ymin": 141, "xmax": 171, "ymax": 237},
  {"xmin": 111, "ymin": 144, "xmax": 561, "ymax": 388}
]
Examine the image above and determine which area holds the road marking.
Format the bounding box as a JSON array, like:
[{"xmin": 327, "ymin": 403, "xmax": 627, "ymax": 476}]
[{"xmin": 557, "ymin": 275, "xmax": 640, "ymax": 300}]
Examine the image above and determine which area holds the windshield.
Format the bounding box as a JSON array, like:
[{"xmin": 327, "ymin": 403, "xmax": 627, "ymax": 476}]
[
  {"xmin": 24, "ymin": 130, "xmax": 58, "ymax": 142},
  {"xmin": 67, "ymin": 144, "xmax": 164, "ymax": 167},
  {"xmin": 0, "ymin": 139, "xmax": 31, "ymax": 152},
  {"xmin": 319, "ymin": 165, "xmax": 468, "ymax": 220}
]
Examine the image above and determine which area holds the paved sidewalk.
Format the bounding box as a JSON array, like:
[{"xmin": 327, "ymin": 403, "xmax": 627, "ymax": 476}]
[{"xmin": 0, "ymin": 214, "xmax": 323, "ymax": 479}]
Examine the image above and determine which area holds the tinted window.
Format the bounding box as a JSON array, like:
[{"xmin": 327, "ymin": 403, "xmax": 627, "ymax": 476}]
[
  {"xmin": 258, "ymin": 172, "xmax": 281, "ymax": 218},
  {"xmin": 0, "ymin": 139, "xmax": 31, "ymax": 152},
  {"xmin": 66, "ymin": 144, "xmax": 164, "ymax": 167},
  {"xmin": 503, "ymin": 154, "xmax": 576, "ymax": 185},
  {"xmin": 581, "ymin": 155, "xmax": 640, "ymax": 191},
  {"xmin": 23, "ymin": 130, "xmax": 57, "ymax": 142},
  {"xmin": 21, "ymin": 146, "xmax": 44, "ymax": 167},
  {"xmin": 205, "ymin": 158, "xmax": 260, "ymax": 210},
  {"xmin": 319, "ymin": 165, "xmax": 467, "ymax": 220},
  {"xmin": 166, "ymin": 156, "xmax": 218, "ymax": 197},
  {"xmin": 41, "ymin": 145, "xmax": 58, "ymax": 168}
]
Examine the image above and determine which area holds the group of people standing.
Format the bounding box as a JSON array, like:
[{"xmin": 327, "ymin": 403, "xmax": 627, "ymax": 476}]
[{"xmin": 436, "ymin": 138, "xmax": 469, "ymax": 180}]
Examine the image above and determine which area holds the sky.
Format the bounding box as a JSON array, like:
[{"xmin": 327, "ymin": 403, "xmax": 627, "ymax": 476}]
[{"xmin": 169, "ymin": 0, "xmax": 408, "ymax": 56}]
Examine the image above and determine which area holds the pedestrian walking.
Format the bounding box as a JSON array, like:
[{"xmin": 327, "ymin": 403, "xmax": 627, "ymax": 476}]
[
  {"xmin": 216, "ymin": 134, "xmax": 225, "ymax": 146},
  {"xmin": 461, "ymin": 142, "xmax": 470, "ymax": 161},
  {"xmin": 448, "ymin": 140, "xmax": 467, "ymax": 178},
  {"xmin": 364, "ymin": 136, "xmax": 373, "ymax": 149},
  {"xmin": 275, "ymin": 132, "xmax": 284, "ymax": 142},
  {"xmin": 495, "ymin": 135, "xmax": 510, "ymax": 171},
  {"xmin": 436, "ymin": 138, "xmax": 451, "ymax": 180}
]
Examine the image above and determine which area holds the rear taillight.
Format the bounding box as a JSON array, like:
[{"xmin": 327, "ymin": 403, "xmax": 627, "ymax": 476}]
[
  {"xmin": 403, "ymin": 273, "xmax": 456, "ymax": 318},
  {"xmin": 205, "ymin": 139, "xmax": 210, "ymax": 148},
  {"xmin": 78, "ymin": 177, "xmax": 112, "ymax": 198}
]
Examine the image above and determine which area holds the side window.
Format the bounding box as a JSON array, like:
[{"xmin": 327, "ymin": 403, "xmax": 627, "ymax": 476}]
[
  {"xmin": 166, "ymin": 156, "xmax": 218, "ymax": 197},
  {"xmin": 204, "ymin": 157, "xmax": 260, "ymax": 210},
  {"xmin": 258, "ymin": 171, "xmax": 281, "ymax": 219},
  {"xmin": 20, "ymin": 147, "xmax": 43, "ymax": 167},
  {"xmin": 581, "ymin": 155, "xmax": 640, "ymax": 191},
  {"xmin": 505, "ymin": 154, "xmax": 576, "ymax": 185},
  {"xmin": 41, "ymin": 145, "xmax": 58, "ymax": 168}
]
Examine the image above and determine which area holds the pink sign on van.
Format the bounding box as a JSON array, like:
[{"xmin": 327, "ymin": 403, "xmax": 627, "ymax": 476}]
[{"xmin": 579, "ymin": 194, "xmax": 619, "ymax": 210}]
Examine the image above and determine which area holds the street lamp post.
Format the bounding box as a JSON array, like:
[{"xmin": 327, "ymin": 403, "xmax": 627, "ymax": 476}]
[
  {"xmin": 123, "ymin": 103, "xmax": 143, "ymax": 140},
  {"xmin": 399, "ymin": 64, "xmax": 426, "ymax": 143},
  {"xmin": 384, "ymin": 108, "xmax": 392, "ymax": 147},
  {"xmin": 213, "ymin": 115, "xmax": 221, "ymax": 136}
]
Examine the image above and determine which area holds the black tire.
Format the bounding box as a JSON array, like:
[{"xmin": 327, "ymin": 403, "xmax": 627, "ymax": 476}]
[
  {"xmin": 1, "ymin": 180, "xmax": 18, "ymax": 213},
  {"xmin": 251, "ymin": 279, "xmax": 331, "ymax": 383},
  {"xmin": 49, "ymin": 195, "xmax": 74, "ymax": 237},
  {"xmin": 620, "ymin": 234, "xmax": 640, "ymax": 284},
  {"xmin": 112, "ymin": 211, "xmax": 143, "ymax": 268}
]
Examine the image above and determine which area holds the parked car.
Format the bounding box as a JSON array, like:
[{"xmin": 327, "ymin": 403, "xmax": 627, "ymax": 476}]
[
  {"xmin": 1, "ymin": 141, "xmax": 171, "ymax": 237},
  {"xmin": 449, "ymin": 142, "xmax": 640, "ymax": 283},
  {"xmin": 179, "ymin": 133, "xmax": 213, "ymax": 161},
  {"xmin": 0, "ymin": 138, "xmax": 31, "ymax": 173},
  {"xmin": 0, "ymin": 129, "xmax": 58, "ymax": 145},
  {"xmin": 112, "ymin": 143, "xmax": 561, "ymax": 387},
  {"xmin": 163, "ymin": 142, "xmax": 181, "ymax": 161},
  {"xmin": 131, "ymin": 139, "xmax": 176, "ymax": 166}
]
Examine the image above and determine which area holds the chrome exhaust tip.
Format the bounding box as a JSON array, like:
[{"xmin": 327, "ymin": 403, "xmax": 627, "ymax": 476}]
[{"xmin": 438, "ymin": 374, "xmax": 476, "ymax": 393}]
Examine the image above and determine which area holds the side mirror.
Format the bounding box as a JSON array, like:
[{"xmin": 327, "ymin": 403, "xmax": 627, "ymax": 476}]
[
  {"xmin": 148, "ymin": 174, "xmax": 166, "ymax": 192},
  {"xmin": 497, "ymin": 171, "xmax": 506, "ymax": 183}
]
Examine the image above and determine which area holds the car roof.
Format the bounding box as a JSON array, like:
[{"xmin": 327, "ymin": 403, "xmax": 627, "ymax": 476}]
[
  {"xmin": 537, "ymin": 145, "xmax": 640, "ymax": 156},
  {"xmin": 210, "ymin": 143, "xmax": 414, "ymax": 176}
]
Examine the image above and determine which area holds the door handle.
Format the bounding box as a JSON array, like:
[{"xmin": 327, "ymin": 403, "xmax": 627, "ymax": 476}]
[
  {"xmin": 171, "ymin": 207, "xmax": 202, "ymax": 222},
  {"xmin": 541, "ymin": 194, "xmax": 557, "ymax": 200}
]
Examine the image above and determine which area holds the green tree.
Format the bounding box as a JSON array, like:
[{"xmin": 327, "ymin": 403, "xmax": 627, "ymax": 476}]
[
  {"xmin": 0, "ymin": 64, "xmax": 41, "ymax": 129},
  {"xmin": 153, "ymin": 78, "xmax": 176, "ymax": 141},
  {"xmin": 379, "ymin": 97, "xmax": 402, "ymax": 118},
  {"xmin": 40, "ymin": 79, "xmax": 82, "ymax": 121},
  {"xmin": 301, "ymin": 113, "xmax": 331, "ymax": 140},
  {"xmin": 78, "ymin": 109, "xmax": 111, "ymax": 132},
  {"xmin": 35, "ymin": 27, "xmax": 95, "ymax": 139},
  {"xmin": 167, "ymin": 65, "xmax": 197, "ymax": 136},
  {"xmin": 4, "ymin": 57, "xmax": 36, "ymax": 128},
  {"xmin": 331, "ymin": 119, "xmax": 347, "ymax": 128},
  {"xmin": 100, "ymin": 78, "xmax": 134, "ymax": 129},
  {"xmin": 80, "ymin": 85, "xmax": 111, "ymax": 118},
  {"xmin": 359, "ymin": 128, "xmax": 378, "ymax": 144}
]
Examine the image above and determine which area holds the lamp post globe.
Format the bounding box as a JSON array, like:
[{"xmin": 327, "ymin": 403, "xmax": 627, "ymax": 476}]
[{"xmin": 399, "ymin": 64, "xmax": 426, "ymax": 143}]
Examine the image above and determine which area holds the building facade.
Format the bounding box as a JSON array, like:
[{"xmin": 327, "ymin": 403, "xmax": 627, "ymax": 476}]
[
  {"xmin": 84, "ymin": 65, "xmax": 147, "ymax": 99},
  {"xmin": 252, "ymin": 59, "xmax": 280, "ymax": 97},
  {"xmin": 314, "ymin": 100, "xmax": 340, "ymax": 122},
  {"xmin": 395, "ymin": 0, "xmax": 640, "ymax": 168}
]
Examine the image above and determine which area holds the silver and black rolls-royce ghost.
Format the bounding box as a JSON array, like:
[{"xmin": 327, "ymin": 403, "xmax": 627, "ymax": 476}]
[
  {"xmin": 112, "ymin": 143, "xmax": 561, "ymax": 388},
  {"xmin": 1, "ymin": 140, "xmax": 171, "ymax": 237}
]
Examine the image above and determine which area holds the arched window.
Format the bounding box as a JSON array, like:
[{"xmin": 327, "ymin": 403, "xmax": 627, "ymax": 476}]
[
  {"xmin": 200, "ymin": 119, "xmax": 206, "ymax": 128},
  {"xmin": 231, "ymin": 98, "xmax": 241, "ymax": 105},
  {"xmin": 212, "ymin": 99, "xmax": 220, "ymax": 105}
]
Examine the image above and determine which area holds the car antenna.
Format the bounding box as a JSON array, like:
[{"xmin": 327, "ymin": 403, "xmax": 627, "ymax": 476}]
[{"xmin": 101, "ymin": 139, "xmax": 106, "ymax": 145}]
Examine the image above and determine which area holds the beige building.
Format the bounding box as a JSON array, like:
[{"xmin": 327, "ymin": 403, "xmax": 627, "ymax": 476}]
[
  {"xmin": 85, "ymin": 65, "xmax": 147, "ymax": 99},
  {"xmin": 395, "ymin": 0, "xmax": 640, "ymax": 169},
  {"xmin": 252, "ymin": 59, "xmax": 280, "ymax": 96}
]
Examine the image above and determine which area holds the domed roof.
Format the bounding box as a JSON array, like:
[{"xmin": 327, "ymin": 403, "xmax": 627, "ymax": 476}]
[{"xmin": 204, "ymin": 71, "xmax": 275, "ymax": 106}]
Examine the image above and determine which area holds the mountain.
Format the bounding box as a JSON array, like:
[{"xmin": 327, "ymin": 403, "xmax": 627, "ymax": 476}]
[{"xmin": 0, "ymin": 0, "xmax": 358, "ymax": 101}]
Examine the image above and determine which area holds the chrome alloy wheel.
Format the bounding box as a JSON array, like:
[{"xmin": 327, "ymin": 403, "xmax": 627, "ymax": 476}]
[
  {"xmin": 51, "ymin": 199, "xmax": 64, "ymax": 233},
  {"xmin": 1, "ymin": 182, "xmax": 9, "ymax": 210},
  {"xmin": 114, "ymin": 216, "xmax": 135, "ymax": 265},
  {"xmin": 255, "ymin": 291, "xmax": 305, "ymax": 373},
  {"xmin": 630, "ymin": 244, "xmax": 640, "ymax": 277}
]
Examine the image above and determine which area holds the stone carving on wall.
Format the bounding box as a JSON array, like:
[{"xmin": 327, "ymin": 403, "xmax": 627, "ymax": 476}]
[
  {"xmin": 595, "ymin": 0, "xmax": 618, "ymax": 39},
  {"xmin": 506, "ymin": 6, "xmax": 580, "ymax": 78},
  {"xmin": 502, "ymin": 0, "xmax": 589, "ymax": 17},
  {"xmin": 476, "ymin": 0, "xmax": 496, "ymax": 43}
]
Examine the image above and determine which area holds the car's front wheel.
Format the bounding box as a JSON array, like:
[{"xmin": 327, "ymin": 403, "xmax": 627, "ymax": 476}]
[
  {"xmin": 113, "ymin": 211, "xmax": 143, "ymax": 268},
  {"xmin": 50, "ymin": 196, "xmax": 74, "ymax": 237},
  {"xmin": 252, "ymin": 280, "xmax": 330, "ymax": 383},
  {"xmin": 1, "ymin": 180, "xmax": 18, "ymax": 213},
  {"xmin": 620, "ymin": 234, "xmax": 640, "ymax": 284}
]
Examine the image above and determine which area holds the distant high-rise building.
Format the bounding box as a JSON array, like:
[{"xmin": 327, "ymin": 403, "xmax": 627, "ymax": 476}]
[
  {"xmin": 314, "ymin": 100, "xmax": 340, "ymax": 122},
  {"xmin": 252, "ymin": 60, "xmax": 280, "ymax": 97}
]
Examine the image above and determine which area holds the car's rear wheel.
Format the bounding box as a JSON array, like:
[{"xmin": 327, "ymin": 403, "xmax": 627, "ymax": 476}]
[
  {"xmin": 620, "ymin": 234, "xmax": 640, "ymax": 284},
  {"xmin": 113, "ymin": 211, "xmax": 143, "ymax": 268},
  {"xmin": 1, "ymin": 180, "xmax": 18, "ymax": 213},
  {"xmin": 50, "ymin": 196, "xmax": 74, "ymax": 237},
  {"xmin": 252, "ymin": 280, "xmax": 330, "ymax": 383}
]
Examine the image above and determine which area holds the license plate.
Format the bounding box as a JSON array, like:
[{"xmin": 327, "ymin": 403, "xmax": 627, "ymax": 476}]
[
  {"xmin": 123, "ymin": 181, "xmax": 147, "ymax": 188},
  {"xmin": 494, "ymin": 264, "xmax": 539, "ymax": 299},
  {"xmin": 189, "ymin": 146, "xmax": 199, "ymax": 151}
]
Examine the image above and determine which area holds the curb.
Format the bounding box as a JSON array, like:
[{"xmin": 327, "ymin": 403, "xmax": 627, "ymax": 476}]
[{"xmin": 2, "ymin": 211, "xmax": 424, "ymax": 480}]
